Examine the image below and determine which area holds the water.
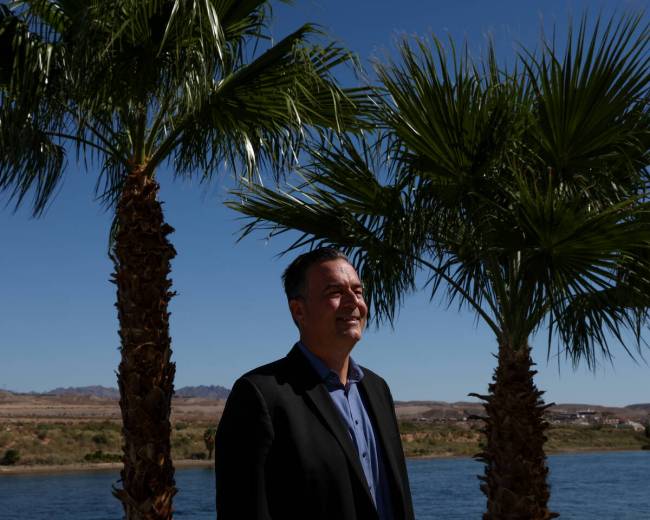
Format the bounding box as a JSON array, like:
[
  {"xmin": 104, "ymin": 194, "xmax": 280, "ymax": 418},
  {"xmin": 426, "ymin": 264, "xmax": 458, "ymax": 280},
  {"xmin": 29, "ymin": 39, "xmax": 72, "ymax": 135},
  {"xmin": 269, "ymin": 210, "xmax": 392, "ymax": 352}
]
[{"xmin": 0, "ymin": 451, "xmax": 648, "ymax": 519}]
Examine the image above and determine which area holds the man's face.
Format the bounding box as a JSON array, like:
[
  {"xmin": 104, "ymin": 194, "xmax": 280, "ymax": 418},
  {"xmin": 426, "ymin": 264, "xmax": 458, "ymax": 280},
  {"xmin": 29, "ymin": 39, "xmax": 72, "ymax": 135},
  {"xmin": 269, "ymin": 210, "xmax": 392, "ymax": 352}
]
[{"xmin": 290, "ymin": 259, "xmax": 368, "ymax": 353}]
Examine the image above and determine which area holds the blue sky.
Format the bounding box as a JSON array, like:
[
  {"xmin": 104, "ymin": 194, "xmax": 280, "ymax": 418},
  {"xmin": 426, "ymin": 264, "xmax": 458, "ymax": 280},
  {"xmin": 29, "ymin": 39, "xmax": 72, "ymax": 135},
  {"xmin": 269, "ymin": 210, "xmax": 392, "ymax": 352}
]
[{"xmin": 1, "ymin": 0, "xmax": 648, "ymax": 406}]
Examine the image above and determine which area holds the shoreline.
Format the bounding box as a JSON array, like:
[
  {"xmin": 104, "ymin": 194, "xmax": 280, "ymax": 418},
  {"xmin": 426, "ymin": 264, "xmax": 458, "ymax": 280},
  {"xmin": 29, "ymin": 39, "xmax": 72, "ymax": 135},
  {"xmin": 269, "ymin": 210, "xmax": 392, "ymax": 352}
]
[
  {"xmin": 408, "ymin": 446, "xmax": 646, "ymax": 461},
  {"xmin": 0, "ymin": 459, "xmax": 213, "ymax": 476},
  {"xmin": 1, "ymin": 447, "xmax": 645, "ymax": 476}
]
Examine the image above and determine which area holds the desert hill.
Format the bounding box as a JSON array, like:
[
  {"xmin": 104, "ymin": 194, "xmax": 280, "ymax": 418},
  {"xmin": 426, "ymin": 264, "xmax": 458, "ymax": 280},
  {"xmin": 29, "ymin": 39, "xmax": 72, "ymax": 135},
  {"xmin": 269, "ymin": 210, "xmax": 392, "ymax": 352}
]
[
  {"xmin": 174, "ymin": 385, "xmax": 230, "ymax": 399},
  {"xmin": 45, "ymin": 386, "xmax": 119, "ymax": 399},
  {"xmin": 625, "ymin": 403, "xmax": 650, "ymax": 412},
  {"xmin": 8, "ymin": 385, "xmax": 230, "ymax": 400}
]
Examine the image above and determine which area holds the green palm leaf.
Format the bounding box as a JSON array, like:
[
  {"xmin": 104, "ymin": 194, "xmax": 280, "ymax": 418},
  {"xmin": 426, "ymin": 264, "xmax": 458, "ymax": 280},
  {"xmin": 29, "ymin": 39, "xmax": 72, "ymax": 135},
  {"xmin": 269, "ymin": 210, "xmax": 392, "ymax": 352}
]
[{"xmin": 524, "ymin": 12, "xmax": 649, "ymax": 192}]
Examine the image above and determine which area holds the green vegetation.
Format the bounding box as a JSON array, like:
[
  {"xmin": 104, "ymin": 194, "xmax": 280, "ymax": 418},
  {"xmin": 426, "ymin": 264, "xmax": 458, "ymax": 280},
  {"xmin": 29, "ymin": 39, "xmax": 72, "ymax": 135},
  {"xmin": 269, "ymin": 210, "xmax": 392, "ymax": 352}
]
[
  {"xmin": 203, "ymin": 428, "xmax": 217, "ymax": 460},
  {"xmin": 1, "ymin": 420, "xmax": 647, "ymax": 467},
  {"xmin": 190, "ymin": 452, "xmax": 207, "ymax": 460},
  {"xmin": 1, "ymin": 448, "xmax": 20, "ymax": 465},
  {"xmin": 643, "ymin": 423, "xmax": 650, "ymax": 450},
  {"xmin": 91, "ymin": 433, "xmax": 108, "ymax": 445},
  {"xmin": 545, "ymin": 425, "xmax": 650, "ymax": 453},
  {"xmin": 84, "ymin": 450, "xmax": 122, "ymax": 463},
  {"xmin": 399, "ymin": 422, "xmax": 482, "ymax": 458},
  {"xmin": 0, "ymin": 421, "xmax": 216, "ymax": 466},
  {"xmin": 398, "ymin": 421, "xmax": 650, "ymax": 458}
]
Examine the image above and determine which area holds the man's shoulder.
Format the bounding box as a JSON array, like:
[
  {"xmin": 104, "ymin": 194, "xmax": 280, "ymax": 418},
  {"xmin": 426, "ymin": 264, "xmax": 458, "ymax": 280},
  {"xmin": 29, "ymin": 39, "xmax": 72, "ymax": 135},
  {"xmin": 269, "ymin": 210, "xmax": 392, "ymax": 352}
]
[
  {"xmin": 240, "ymin": 356, "xmax": 290, "ymax": 382},
  {"xmin": 358, "ymin": 364, "xmax": 393, "ymax": 400},
  {"xmin": 226, "ymin": 347, "xmax": 317, "ymax": 409},
  {"xmin": 358, "ymin": 364, "xmax": 387, "ymax": 386},
  {"xmin": 233, "ymin": 348, "xmax": 303, "ymax": 394}
]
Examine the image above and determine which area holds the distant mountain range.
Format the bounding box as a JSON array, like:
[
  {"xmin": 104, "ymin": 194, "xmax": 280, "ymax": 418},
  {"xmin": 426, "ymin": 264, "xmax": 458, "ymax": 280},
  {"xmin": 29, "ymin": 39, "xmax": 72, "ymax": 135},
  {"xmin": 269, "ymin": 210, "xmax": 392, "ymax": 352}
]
[
  {"xmin": 174, "ymin": 385, "xmax": 230, "ymax": 399},
  {"xmin": 45, "ymin": 385, "xmax": 120, "ymax": 398},
  {"xmin": 624, "ymin": 403, "xmax": 650, "ymax": 412},
  {"xmin": 6, "ymin": 385, "xmax": 230, "ymax": 400}
]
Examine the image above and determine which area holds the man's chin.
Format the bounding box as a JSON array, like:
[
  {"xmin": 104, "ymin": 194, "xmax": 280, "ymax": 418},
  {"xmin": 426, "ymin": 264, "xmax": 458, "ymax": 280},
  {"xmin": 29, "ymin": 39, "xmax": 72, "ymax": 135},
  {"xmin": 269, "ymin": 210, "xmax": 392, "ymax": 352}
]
[{"xmin": 336, "ymin": 329, "xmax": 363, "ymax": 345}]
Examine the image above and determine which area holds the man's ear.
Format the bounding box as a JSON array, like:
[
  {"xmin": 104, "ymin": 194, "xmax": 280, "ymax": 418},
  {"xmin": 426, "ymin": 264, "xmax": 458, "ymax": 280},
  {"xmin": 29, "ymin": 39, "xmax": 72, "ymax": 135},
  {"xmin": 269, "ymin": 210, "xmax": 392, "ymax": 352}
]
[{"xmin": 288, "ymin": 298, "xmax": 305, "ymax": 328}]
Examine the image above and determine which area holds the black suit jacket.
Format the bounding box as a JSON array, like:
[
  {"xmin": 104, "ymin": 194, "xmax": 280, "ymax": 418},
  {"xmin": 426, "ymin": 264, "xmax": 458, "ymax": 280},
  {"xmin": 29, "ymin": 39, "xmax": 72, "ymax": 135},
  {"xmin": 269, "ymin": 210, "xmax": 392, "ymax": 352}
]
[{"xmin": 214, "ymin": 344, "xmax": 414, "ymax": 520}]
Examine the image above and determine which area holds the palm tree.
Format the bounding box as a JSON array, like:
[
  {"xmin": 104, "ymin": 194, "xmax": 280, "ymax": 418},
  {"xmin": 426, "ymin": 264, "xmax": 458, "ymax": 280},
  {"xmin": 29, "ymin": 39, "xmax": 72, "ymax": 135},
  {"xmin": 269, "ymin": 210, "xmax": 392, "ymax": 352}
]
[
  {"xmin": 203, "ymin": 427, "xmax": 216, "ymax": 460},
  {"xmin": 228, "ymin": 14, "xmax": 650, "ymax": 519},
  {"xmin": 0, "ymin": 1, "xmax": 368, "ymax": 518}
]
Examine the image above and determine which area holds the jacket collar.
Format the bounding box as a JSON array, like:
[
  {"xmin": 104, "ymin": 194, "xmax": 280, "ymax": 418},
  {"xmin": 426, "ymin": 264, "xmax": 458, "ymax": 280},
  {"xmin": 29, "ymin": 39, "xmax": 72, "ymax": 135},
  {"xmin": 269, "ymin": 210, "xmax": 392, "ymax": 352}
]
[{"xmin": 296, "ymin": 340, "xmax": 364, "ymax": 388}]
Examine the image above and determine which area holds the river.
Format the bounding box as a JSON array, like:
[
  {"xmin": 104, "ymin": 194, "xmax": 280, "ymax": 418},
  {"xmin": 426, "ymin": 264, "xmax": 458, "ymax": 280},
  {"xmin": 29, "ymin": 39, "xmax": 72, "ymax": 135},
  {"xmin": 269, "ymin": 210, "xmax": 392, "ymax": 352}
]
[{"xmin": 0, "ymin": 451, "xmax": 648, "ymax": 519}]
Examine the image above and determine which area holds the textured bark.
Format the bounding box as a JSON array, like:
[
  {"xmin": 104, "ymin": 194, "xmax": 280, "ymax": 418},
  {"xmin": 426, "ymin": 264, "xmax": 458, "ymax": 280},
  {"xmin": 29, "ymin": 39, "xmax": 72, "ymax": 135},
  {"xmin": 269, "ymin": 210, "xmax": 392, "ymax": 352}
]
[
  {"xmin": 112, "ymin": 171, "xmax": 177, "ymax": 520},
  {"xmin": 471, "ymin": 342, "xmax": 558, "ymax": 520}
]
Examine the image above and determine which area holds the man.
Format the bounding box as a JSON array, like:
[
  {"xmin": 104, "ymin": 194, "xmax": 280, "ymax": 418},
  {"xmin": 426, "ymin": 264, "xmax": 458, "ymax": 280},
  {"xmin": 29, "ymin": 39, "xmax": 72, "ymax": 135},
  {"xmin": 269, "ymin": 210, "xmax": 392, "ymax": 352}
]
[{"xmin": 215, "ymin": 248, "xmax": 414, "ymax": 520}]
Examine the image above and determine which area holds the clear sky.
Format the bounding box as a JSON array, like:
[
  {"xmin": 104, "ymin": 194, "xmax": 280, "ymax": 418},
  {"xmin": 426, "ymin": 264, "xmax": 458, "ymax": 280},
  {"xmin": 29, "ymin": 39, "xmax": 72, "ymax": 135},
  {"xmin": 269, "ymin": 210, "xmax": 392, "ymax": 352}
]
[{"xmin": 1, "ymin": 0, "xmax": 648, "ymax": 406}]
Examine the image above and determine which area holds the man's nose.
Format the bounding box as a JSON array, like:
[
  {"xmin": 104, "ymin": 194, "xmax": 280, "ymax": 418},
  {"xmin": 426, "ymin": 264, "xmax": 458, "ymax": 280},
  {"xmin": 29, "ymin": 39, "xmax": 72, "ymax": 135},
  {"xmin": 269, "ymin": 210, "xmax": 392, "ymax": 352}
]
[{"xmin": 341, "ymin": 288, "xmax": 361, "ymax": 306}]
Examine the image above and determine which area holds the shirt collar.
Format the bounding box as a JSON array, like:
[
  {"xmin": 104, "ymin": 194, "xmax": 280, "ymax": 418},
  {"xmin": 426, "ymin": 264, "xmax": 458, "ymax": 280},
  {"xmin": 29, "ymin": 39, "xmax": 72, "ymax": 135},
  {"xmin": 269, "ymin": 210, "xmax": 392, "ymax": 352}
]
[{"xmin": 297, "ymin": 341, "xmax": 364, "ymax": 388}]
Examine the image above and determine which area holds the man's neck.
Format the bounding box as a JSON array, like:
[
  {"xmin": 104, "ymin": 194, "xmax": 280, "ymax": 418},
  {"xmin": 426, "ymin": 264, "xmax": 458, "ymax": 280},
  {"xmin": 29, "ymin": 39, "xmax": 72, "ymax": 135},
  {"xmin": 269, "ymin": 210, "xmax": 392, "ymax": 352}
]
[{"xmin": 301, "ymin": 341, "xmax": 351, "ymax": 386}]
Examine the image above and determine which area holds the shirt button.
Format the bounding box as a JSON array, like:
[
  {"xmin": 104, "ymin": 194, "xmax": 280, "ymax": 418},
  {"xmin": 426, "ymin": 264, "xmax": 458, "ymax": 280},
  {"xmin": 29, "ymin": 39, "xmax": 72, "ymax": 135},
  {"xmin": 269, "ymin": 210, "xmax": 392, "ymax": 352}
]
[
  {"xmin": 362, "ymin": 452, "xmax": 367, "ymax": 458},
  {"xmin": 355, "ymin": 420, "xmax": 359, "ymax": 425}
]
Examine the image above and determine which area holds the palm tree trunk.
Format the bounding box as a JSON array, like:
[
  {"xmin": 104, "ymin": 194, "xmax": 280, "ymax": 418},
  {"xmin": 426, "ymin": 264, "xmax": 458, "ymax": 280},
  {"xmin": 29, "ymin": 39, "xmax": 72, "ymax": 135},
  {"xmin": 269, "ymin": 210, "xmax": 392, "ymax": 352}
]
[
  {"xmin": 112, "ymin": 170, "xmax": 177, "ymax": 520},
  {"xmin": 472, "ymin": 341, "xmax": 558, "ymax": 520}
]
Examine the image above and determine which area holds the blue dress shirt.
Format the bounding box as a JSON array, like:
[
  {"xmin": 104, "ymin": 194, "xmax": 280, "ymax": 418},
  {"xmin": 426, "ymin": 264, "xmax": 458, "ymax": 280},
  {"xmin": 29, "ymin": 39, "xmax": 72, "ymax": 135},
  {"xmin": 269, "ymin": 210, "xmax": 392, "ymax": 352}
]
[{"xmin": 297, "ymin": 342, "xmax": 394, "ymax": 520}]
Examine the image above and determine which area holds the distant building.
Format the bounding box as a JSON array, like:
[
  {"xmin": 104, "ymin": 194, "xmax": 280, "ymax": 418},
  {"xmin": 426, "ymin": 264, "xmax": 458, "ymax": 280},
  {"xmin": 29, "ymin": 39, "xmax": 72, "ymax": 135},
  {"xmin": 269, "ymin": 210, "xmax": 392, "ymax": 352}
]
[
  {"xmin": 547, "ymin": 412, "xmax": 578, "ymax": 424},
  {"xmin": 547, "ymin": 409, "xmax": 604, "ymax": 425},
  {"xmin": 624, "ymin": 421, "xmax": 645, "ymax": 432},
  {"xmin": 576, "ymin": 410, "xmax": 601, "ymax": 423}
]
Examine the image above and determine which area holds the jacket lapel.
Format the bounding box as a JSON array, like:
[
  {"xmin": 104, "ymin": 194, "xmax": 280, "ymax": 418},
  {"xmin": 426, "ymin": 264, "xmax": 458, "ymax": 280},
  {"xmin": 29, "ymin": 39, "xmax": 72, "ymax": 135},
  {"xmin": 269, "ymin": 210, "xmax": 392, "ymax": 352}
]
[
  {"xmin": 359, "ymin": 376, "xmax": 407, "ymax": 517},
  {"xmin": 286, "ymin": 346, "xmax": 375, "ymax": 507}
]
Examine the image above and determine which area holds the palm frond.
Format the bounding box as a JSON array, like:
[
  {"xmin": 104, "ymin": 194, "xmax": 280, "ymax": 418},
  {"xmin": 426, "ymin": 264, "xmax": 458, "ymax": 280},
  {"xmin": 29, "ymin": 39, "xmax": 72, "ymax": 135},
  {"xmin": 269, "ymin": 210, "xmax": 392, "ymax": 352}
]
[
  {"xmin": 523, "ymin": 12, "xmax": 650, "ymax": 194},
  {"xmin": 0, "ymin": 104, "xmax": 66, "ymax": 214},
  {"xmin": 552, "ymin": 282, "xmax": 649, "ymax": 369},
  {"xmin": 14, "ymin": 0, "xmax": 75, "ymax": 36},
  {"xmin": 4, "ymin": 0, "xmax": 361, "ymax": 214},
  {"xmin": 228, "ymin": 135, "xmax": 418, "ymax": 325},
  {"xmin": 492, "ymin": 169, "xmax": 650, "ymax": 356},
  {"xmin": 170, "ymin": 27, "xmax": 370, "ymax": 183},
  {"xmin": 376, "ymin": 37, "xmax": 523, "ymax": 183},
  {"xmin": 0, "ymin": 4, "xmax": 69, "ymax": 214}
]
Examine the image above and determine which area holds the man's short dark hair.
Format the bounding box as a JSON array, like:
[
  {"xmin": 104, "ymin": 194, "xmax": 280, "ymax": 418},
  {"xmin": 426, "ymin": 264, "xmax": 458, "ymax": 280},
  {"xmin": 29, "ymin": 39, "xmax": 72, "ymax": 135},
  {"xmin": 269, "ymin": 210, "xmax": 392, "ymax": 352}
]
[{"xmin": 282, "ymin": 248, "xmax": 350, "ymax": 301}]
